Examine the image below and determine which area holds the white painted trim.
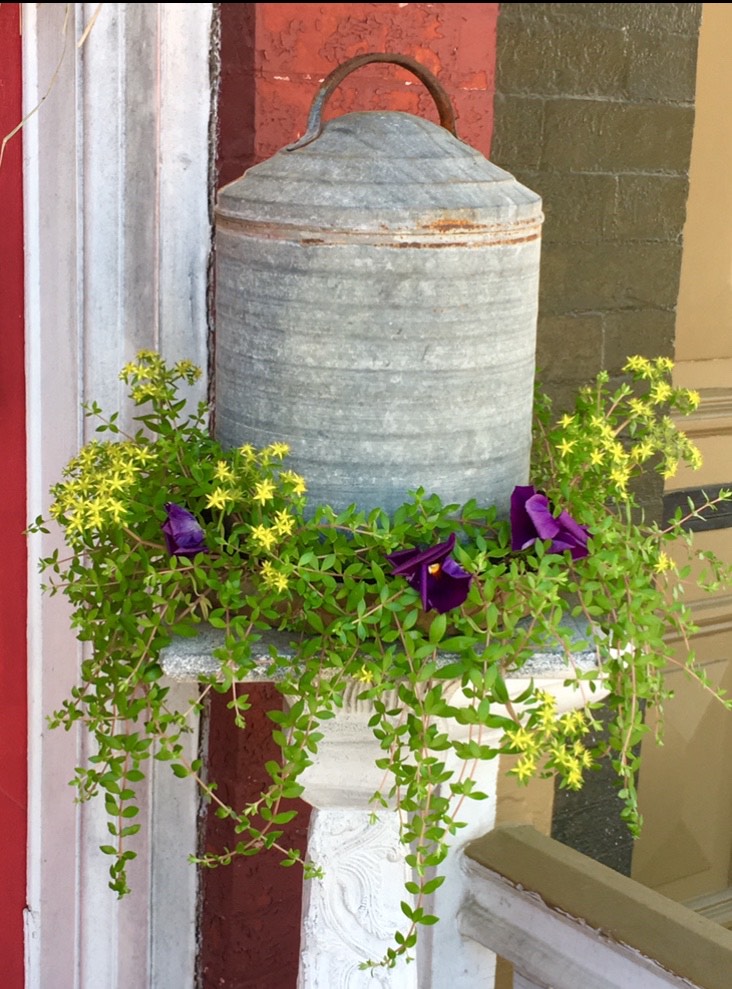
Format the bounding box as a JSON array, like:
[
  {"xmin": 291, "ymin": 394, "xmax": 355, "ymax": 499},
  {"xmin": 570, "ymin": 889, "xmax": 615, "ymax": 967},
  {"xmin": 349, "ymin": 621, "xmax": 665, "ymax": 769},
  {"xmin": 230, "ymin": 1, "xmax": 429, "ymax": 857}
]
[{"xmin": 24, "ymin": 5, "xmax": 214, "ymax": 986}]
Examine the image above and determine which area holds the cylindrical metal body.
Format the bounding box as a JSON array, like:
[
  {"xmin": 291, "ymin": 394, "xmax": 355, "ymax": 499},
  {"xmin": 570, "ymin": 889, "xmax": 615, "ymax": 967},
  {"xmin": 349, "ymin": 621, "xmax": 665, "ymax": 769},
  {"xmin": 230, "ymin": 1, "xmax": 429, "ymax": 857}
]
[{"xmin": 215, "ymin": 67, "xmax": 542, "ymax": 516}]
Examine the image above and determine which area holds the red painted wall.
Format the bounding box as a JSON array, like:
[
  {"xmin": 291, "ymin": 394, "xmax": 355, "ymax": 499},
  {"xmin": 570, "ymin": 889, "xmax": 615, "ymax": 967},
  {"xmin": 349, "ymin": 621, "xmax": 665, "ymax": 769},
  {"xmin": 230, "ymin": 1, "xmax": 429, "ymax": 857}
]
[
  {"xmin": 218, "ymin": 2, "xmax": 498, "ymax": 184},
  {"xmin": 205, "ymin": 5, "xmax": 498, "ymax": 985},
  {"xmin": 0, "ymin": 6, "xmax": 28, "ymax": 988}
]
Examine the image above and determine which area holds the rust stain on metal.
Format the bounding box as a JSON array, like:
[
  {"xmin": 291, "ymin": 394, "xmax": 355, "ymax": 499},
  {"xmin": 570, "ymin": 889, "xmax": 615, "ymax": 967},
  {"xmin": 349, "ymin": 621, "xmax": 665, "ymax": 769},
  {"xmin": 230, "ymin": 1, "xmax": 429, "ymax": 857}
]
[
  {"xmin": 216, "ymin": 214, "xmax": 541, "ymax": 247},
  {"xmin": 421, "ymin": 217, "xmax": 486, "ymax": 233}
]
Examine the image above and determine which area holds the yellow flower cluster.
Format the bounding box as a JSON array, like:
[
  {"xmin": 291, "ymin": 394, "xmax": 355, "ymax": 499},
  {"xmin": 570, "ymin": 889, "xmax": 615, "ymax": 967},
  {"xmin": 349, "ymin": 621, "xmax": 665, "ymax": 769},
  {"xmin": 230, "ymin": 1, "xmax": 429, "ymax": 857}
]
[
  {"xmin": 506, "ymin": 692, "xmax": 594, "ymax": 790},
  {"xmin": 250, "ymin": 524, "xmax": 277, "ymax": 551},
  {"xmin": 253, "ymin": 479, "xmax": 276, "ymax": 504},
  {"xmin": 260, "ymin": 560, "xmax": 289, "ymax": 592},
  {"xmin": 654, "ymin": 550, "xmax": 675, "ymax": 573},
  {"xmin": 214, "ymin": 460, "xmax": 235, "ymax": 483},
  {"xmin": 281, "ymin": 470, "xmax": 307, "ymax": 496},
  {"xmin": 547, "ymin": 356, "xmax": 704, "ymax": 495},
  {"xmin": 273, "ymin": 510, "xmax": 295, "ymax": 536},
  {"xmin": 206, "ymin": 486, "xmax": 241, "ymax": 511},
  {"xmin": 50, "ymin": 440, "xmax": 160, "ymax": 538},
  {"xmin": 119, "ymin": 352, "xmax": 201, "ymax": 387},
  {"xmin": 200, "ymin": 442, "xmax": 307, "ymax": 526}
]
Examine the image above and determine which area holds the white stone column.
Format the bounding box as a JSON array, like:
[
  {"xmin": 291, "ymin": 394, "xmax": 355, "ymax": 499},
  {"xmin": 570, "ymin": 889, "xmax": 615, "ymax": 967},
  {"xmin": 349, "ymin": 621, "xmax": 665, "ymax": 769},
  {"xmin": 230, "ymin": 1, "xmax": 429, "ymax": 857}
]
[
  {"xmin": 161, "ymin": 623, "xmax": 601, "ymax": 988},
  {"xmin": 296, "ymin": 687, "xmax": 419, "ymax": 988}
]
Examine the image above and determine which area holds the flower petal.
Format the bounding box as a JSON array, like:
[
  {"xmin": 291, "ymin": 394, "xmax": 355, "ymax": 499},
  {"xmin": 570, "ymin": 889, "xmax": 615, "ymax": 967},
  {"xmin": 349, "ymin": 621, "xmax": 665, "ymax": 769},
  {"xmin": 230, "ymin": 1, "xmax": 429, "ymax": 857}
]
[
  {"xmin": 162, "ymin": 502, "xmax": 207, "ymax": 557},
  {"xmin": 510, "ymin": 485, "xmax": 590, "ymax": 561},
  {"xmin": 387, "ymin": 533, "xmax": 471, "ymax": 613},
  {"xmin": 510, "ymin": 486, "xmax": 540, "ymax": 551},
  {"xmin": 386, "ymin": 532, "xmax": 457, "ymax": 575},
  {"xmin": 553, "ymin": 510, "xmax": 590, "ymax": 560},
  {"xmin": 524, "ymin": 493, "xmax": 561, "ymax": 541},
  {"xmin": 425, "ymin": 556, "xmax": 473, "ymax": 613}
]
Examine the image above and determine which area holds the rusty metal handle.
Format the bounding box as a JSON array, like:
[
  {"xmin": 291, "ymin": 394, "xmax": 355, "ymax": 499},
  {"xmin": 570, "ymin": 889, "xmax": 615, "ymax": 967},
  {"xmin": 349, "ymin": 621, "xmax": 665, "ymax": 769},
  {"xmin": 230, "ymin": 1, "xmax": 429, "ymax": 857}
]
[{"xmin": 285, "ymin": 52, "xmax": 458, "ymax": 151}]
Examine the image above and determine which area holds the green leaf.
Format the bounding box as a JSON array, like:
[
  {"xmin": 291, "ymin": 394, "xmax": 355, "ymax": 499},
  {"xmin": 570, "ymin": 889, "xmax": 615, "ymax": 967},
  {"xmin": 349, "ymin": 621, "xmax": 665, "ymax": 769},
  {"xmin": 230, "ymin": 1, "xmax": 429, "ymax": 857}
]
[{"xmin": 429, "ymin": 613, "xmax": 447, "ymax": 645}]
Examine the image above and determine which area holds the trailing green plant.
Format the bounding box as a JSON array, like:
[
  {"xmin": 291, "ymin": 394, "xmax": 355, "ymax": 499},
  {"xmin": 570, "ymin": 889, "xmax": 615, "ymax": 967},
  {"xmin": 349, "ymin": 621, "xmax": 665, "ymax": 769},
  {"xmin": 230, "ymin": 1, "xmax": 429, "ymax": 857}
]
[{"xmin": 29, "ymin": 351, "xmax": 732, "ymax": 968}]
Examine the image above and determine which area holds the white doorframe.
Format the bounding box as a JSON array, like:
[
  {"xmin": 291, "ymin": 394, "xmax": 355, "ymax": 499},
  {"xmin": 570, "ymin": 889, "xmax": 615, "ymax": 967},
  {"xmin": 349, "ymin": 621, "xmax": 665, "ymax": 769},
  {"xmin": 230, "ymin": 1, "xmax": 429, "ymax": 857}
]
[{"xmin": 23, "ymin": 5, "xmax": 214, "ymax": 986}]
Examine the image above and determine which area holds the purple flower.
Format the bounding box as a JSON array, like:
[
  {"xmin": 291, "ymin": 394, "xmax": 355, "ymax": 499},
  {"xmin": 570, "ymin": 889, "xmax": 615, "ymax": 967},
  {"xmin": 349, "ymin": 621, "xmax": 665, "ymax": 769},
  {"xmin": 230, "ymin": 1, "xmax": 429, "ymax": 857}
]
[
  {"xmin": 387, "ymin": 532, "xmax": 472, "ymax": 614},
  {"xmin": 510, "ymin": 485, "xmax": 589, "ymax": 561},
  {"xmin": 162, "ymin": 502, "xmax": 207, "ymax": 558}
]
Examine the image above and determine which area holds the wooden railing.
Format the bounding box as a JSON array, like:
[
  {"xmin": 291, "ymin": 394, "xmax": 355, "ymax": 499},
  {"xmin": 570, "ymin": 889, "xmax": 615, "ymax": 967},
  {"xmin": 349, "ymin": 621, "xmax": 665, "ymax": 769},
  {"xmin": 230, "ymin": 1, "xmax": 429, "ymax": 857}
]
[{"xmin": 460, "ymin": 824, "xmax": 732, "ymax": 989}]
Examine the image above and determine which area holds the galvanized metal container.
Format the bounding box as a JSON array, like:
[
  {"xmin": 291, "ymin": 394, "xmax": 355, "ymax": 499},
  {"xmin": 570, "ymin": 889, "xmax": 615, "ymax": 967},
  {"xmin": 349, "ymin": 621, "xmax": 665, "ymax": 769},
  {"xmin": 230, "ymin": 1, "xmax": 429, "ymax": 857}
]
[{"xmin": 215, "ymin": 54, "xmax": 543, "ymax": 516}]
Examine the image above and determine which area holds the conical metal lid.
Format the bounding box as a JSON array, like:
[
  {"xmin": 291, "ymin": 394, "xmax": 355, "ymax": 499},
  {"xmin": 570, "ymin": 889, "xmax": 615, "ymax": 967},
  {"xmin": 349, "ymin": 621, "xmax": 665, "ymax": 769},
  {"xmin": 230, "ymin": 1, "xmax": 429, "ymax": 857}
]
[{"xmin": 217, "ymin": 111, "xmax": 542, "ymax": 245}]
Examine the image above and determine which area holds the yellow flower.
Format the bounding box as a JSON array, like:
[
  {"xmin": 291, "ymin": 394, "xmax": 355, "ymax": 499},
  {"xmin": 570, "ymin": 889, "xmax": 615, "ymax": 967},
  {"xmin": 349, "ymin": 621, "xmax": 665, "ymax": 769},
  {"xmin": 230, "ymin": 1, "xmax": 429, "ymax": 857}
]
[
  {"xmin": 654, "ymin": 551, "xmax": 674, "ymax": 573},
  {"xmin": 624, "ymin": 355, "xmax": 652, "ymax": 376},
  {"xmin": 686, "ymin": 389, "xmax": 701, "ymax": 411},
  {"xmin": 282, "ymin": 471, "xmax": 307, "ymax": 496},
  {"xmin": 534, "ymin": 691, "xmax": 557, "ymax": 729},
  {"xmin": 610, "ymin": 442, "xmax": 626, "ymax": 460},
  {"xmin": 253, "ymin": 478, "xmax": 276, "ymax": 504},
  {"xmin": 512, "ymin": 754, "xmax": 537, "ymax": 784},
  {"xmin": 131, "ymin": 383, "xmax": 164, "ymax": 403},
  {"xmin": 632, "ymin": 440, "xmax": 654, "ymax": 463},
  {"xmin": 599, "ymin": 422, "xmax": 615, "ymax": 442},
  {"xmin": 214, "ymin": 460, "xmax": 235, "ymax": 482},
  {"xmin": 65, "ymin": 511, "xmax": 86, "ymax": 537},
  {"xmin": 251, "ymin": 524, "xmax": 277, "ymax": 551},
  {"xmin": 650, "ymin": 381, "xmax": 673, "ymax": 405},
  {"xmin": 86, "ymin": 499, "xmax": 106, "ymax": 529},
  {"xmin": 106, "ymin": 472, "xmax": 130, "ymax": 494},
  {"xmin": 174, "ymin": 359, "xmax": 201, "ymax": 380},
  {"xmin": 119, "ymin": 361, "xmax": 139, "ymax": 380},
  {"xmin": 609, "ymin": 465, "xmax": 630, "ymax": 490},
  {"xmin": 239, "ymin": 444, "xmax": 256, "ymax": 462},
  {"xmin": 655, "ymin": 356, "xmax": 674, "ymax": 373},
  {"xmin": 507, "ymin": 726, "xmax": 537, "ymax": 752},
  {"xmin": 261, "ymin": 560, "xmax": 289, "ymax": 592},
  {"xmin": 589, "ymin": 448, "xmax": 604, "ymax": 466},
  {"xmin": 560, "ymin": 710, "xmax": 587, "ymax": 735},
  {"xmin": 355, "ymin": 665, "xmax": 373, "ymax": 684},
  {"xmin": 266, "ymin": 442, "xmax": 290, "ymax": 459},
  {"xmin": 565, "ymin": 762, "xmax": 584, "ymax": 790},
  {"xmin": 688, "ymin": 446, "xmax": 703, "ymax": 470},
  {"xmin": 557, "ymin": 437, "xmax": 576, "ymax": 457},
  {"xmin": 206, "ymin": 487, "xmax": 233, "ymax": 511},
  {"xmin": 627, "ymin": 397, "xmax": 648, "ymax": 418},
  {"xmin": 273, "ymin": 509, "xmax": 295, "ymax": 536},
  {"xmin": 106, "ymin": 498, "xmax": 128, "ymax": 524},
  {"xmin": 662, "ymin": 458, "xmax": 679, "ymax": 479},
  {"xmin": 133, "ymin": 446, "xmax": 157, "ymax": 465},
  {"xmin": 558, "ymin": 414, "xmax": 575, "ymax": 428}
]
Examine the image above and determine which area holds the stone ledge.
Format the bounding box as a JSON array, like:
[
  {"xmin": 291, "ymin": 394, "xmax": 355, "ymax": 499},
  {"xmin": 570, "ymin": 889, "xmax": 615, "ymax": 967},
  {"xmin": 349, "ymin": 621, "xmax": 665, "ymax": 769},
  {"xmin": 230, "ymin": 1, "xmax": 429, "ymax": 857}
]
[{"xmin": 160, "ymin": 613, "xmax": 598, "ymax": 683}]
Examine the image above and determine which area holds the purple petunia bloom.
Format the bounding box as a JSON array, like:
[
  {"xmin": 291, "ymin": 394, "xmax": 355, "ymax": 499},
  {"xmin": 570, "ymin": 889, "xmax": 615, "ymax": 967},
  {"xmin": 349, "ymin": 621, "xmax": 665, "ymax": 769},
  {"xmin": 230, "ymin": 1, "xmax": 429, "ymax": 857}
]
[
  {"xmin": 386, "ymin": 532, "xmax": 472, "ymax": 614},
  {"xmin": 162, "ymin": 502, "xmax": 208, "ymax": 558},
  {"xmin": 510, "ymin": 485, "xmax": 589, "ymax": 561}
]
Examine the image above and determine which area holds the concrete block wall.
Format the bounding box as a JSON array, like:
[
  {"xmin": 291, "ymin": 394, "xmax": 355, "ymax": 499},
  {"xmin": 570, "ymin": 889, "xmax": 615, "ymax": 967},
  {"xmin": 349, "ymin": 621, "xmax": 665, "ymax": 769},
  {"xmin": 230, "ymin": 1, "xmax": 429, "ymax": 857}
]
[
  {"xmin": 492, "ymin": 3, "xmax": 702, "ymax": 411},
  {"xmin": 492, "ymin": 3, "xmax": 704, "ymax": 886}
]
